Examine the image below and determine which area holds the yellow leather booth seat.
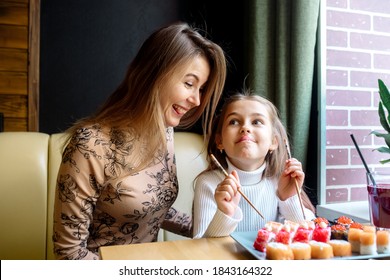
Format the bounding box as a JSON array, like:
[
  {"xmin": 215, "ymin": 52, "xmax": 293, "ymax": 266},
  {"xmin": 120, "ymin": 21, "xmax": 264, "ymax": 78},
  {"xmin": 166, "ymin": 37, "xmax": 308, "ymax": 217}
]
[{"xmin": 0, "ymin": 131, "xmax": 206, "ymax": 260}]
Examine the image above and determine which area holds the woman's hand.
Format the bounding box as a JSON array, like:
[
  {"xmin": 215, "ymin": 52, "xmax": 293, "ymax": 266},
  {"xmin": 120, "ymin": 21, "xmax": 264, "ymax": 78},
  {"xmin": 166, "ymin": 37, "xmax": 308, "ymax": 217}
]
[
  {"xmin": 214, "ymin": 170, "xmax": 241, "ymax": 217},
  {"xmin": 277, "ymin": 158, "xmax": 305, "ymax": 201}
]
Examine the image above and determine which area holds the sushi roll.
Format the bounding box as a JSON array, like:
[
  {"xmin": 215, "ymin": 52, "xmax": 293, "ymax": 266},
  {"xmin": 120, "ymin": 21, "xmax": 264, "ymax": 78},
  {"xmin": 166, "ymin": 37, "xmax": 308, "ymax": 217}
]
[
  {"xmin": 293, "ymin": 227, "xmax": 312, "ymax": 243},
  {"xmin": 312, "ymin": 221, "xmax": 331, "ymax": 243},
  {"xmin": 335, "ymin": 216, "xmax": 353, "ymax": 228},
  {"xmin": 348, "ymin": 227, "xmax": 363, "ymax": 253},
  {"xmin": 309, "ymin": 240, "xmax": 334, "ymax": 259},
  {"xmin": 284, "ymin": 220, "xmax": 300, "ymax": 235},
  {"xmin": 290, "ymin": 242, "xmax": 311, "ymax": 260},
  {"xmin": 254, "ymin": 228, "xmax": 275, "ymax": 252},
  {"xmin": 265, "ymin": 242, "xmax": 294, "ymax": 260},
  {"xmin": 330, "ymin": 224, "xmax": 347, "ymax": 240},
  {"xmin": 349, "ymin": 222, "xmax": 363, "ymax": 230},
  {"xmin": 328, "ymin": 239, "xmax": 352, "ymax": 257},
  {"xmin": 275, "ymin": 229, "xmax": 293, "ymax": 245},
  {"xmin": 376, "ymin": 230, "xmax": 390, "ymax": 254},
  {"xmin": 360, "ymin": 230, "xmax": 377, "ymax": 255},
  {"xmin": 264, "ymin": 221, "xmax": 283, "ymax": 234},
  {"xmin": 313, "ymin": 217, "xmax": 329, "ymax": 226}
]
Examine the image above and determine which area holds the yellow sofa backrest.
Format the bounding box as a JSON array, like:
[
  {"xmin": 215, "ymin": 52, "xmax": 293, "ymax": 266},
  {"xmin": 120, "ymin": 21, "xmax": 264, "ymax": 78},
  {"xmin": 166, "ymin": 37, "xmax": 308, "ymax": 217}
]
[
  {"xmin": 0, "ymin": 132, "xmax": 49, "ymax": 260},
  {"xmin": 0, "ymin": 131, "xmax": 207, "ymax": 259}
]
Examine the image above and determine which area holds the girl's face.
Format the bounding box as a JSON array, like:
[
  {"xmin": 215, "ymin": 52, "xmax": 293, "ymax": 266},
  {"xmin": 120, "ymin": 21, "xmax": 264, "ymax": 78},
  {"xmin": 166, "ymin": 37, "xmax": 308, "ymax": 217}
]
[
  {"xmin": 159, "ymin": 55, "xmax": 210, "ymax": 127},
  {"xmin": 217, "ymin": 99, "xmax": 278, "ymax": 171}
]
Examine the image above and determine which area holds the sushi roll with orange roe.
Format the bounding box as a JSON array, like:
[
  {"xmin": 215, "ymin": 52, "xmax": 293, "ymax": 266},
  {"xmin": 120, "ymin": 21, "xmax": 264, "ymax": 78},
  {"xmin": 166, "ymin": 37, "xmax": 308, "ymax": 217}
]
[
  {"xmin": 376, "ymin": 230, "xmax": 390, "ymax": 254},
  {"xmin": 348, "ymin": 227, "xmax": 363, "ymax": 253},
  {"xmin": 360, "ymin": 228, "xmax": 377, "ymax": 255},
  {"xmin": 349, "ymin": 222, "xmax": 363, "ymax": 230},
  {"xmin": 313, "ymin": 217, "xmax": 329, "ymax": 226},
  {"xmin": 331, "ymin": 224, "xmax": 347, "ymax": 240},
  {"xmin": 335, "ymin": 216, "xmax": 353, "ymax": 228}
]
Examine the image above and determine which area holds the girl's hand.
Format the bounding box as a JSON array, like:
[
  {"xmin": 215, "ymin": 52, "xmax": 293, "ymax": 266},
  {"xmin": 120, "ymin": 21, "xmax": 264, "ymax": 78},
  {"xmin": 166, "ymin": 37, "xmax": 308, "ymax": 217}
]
[
  {"xmin": 214, "ymin": 170, "xmax": 241, "ymax": 217},
  {"xmin": 277, "ymin": 158, "xmax": 305, "ymax": 201}
]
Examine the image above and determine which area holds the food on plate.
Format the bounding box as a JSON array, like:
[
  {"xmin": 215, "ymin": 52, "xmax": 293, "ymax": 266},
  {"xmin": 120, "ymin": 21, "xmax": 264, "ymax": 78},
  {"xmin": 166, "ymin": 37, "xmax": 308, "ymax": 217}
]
[
  {"xmin": 376, "ymin": 230, "xmax": 390, "ymax": 253},
  {"xmin": 253, "ymin": 228, "xmax": 275, "ymax": 252},
  {"xmin": 348, "ymin": 227, "xmax": 363, "ymax": 253},
  {"xmin": 349, "ymin": 222, "xmax": 363, "ymax": 230},
  {"xmin": 309, "ymin": 240, "xmax": 333, "ymax": 259},
  {"xmin": 265, "ymin": 242, "xmax": 294, "ymax": 260},
  {"xmin": 360, "ymin": 229, "xmax": 377, "ymax": 255},
  {"xmin": 264, "ymin": 221, "xmax": 283, "ymax": 234},
  {"xmin": 313, "ymin": 216, "xmax": 329, "ymax": 226},
  {"xmin": 335, "ymin": 216, "xmax": 353, "ymax": 228},
  {"xmin": 330, "ymin": 224, "xmax": 347, "ymax": 240},
  {"xmin": 312, "ymin": 221, "xmax": 331, "ymax": 243},
  {"xmin": 293, "ymin": 227, "xmax": 312, "ymax": 243},
  {"xmin": 328, "ymin": 239, "xmax": 352, "ymax": 257},
  {"xmin": 290, "ymin": 242, "xmax": 311, "ymax": 260}
]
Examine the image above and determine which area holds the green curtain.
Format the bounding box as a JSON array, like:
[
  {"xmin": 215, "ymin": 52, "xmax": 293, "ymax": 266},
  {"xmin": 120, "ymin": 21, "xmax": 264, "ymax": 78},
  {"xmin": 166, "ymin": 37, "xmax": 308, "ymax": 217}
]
[{"xmin": 245, "ymin": 0, "xmax": 320, "ymax": 169}]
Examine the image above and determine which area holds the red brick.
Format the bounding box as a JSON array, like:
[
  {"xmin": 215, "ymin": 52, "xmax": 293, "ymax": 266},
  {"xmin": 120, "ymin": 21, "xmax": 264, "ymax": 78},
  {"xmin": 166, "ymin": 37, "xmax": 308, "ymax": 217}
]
[
  {"xmin": 326, "ymin": 129, "xmax": 372, "ymax": 146},
  {"xmin": 326, "ymin": 148, "xmax": 348, "ymax": 165},
  {"xmin": 327, "ymin": 69, "xmax": 348, "ymax": 86},
  {"xmin": 351, "ymin": 0, "xmax": 390, "ymax": 14},
  {"xmin": 327, "ymin": 49, "xmax": 371, "ymax": 68},
  {"xmin": 373, "ymin": 16, "xmax": 390, "ymax": 33},
  {"xmin": 327, "ymin": 0, "xmax": 347, "ymax": 8},
  {"xmin": 326, "ymin": 168, "xmax": 366, "ymax": 186},
  {"xmin": 351, "ymin": 110, "xmax": 381, "ymax": 126},
  {"xmin": 327, "ymin": 10, "xmax": 370, "ymax": 30},
  {"xmin": 350, "ymin": 71, "xmax": 390, "ymax": 88},
  {"xmin": 326, "ymin": 89, "xmax": 371, "ymax": 106},
  {"xmin": 326, "ymin": 110, "xmax": 348, "ymax": 126},
  {"xmin": 327, "ymin": 30, "xmax": 348, "ymax": 47},
  {"xmin": 326, "ymin": 188, "xmax": 349, "ymax": 203},
  {"xmin": 351, "ymin": 32, "xmax": 390, "ymax": 51},
  {"xmin": 351, "ymin": 147, "xmax": 387, "ymax": 165},
  {"xmin": 374, "ymin": 54, "xmax": 390, "ymax": 70},
  {"xmin": 350, "ymin": 187, "xmax": 368, "ymax": 201}
]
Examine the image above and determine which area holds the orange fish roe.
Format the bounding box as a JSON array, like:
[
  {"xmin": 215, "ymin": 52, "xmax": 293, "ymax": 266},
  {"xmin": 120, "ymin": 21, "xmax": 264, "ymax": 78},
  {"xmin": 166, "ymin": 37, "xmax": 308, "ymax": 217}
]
[
  {"xmin": 331, "ymin": 224, "xmax": 346, "ymax": 231},
  {"xmin": 313, "ymin": 217, "xmax": 329, "ymax": 225},
  {"xmin": 336, "ymin": 216, "xmax": 353, "ymax": 225},
  {"xmin": 349, "ymin": 222, "xmax": 363, "ymax": 230}
]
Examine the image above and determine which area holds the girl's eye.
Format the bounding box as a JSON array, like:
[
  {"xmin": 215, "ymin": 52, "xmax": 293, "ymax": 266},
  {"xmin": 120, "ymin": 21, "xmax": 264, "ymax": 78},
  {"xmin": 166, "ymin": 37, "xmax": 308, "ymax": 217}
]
[
  {"xmin": 253, "ymin": 119, "xmax": 263, "ymax": 125},
  {"xmin": 185, "ymin": 82, "xmax": 193, "ymax": 88},
  {"xmin": 228, "ymin": 119, "xmax": 239, "ymax": 125}
]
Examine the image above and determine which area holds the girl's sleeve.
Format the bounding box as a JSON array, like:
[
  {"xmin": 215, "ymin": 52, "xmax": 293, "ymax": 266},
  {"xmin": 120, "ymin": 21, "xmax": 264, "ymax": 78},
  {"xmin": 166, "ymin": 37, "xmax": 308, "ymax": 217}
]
[
  {"xmin": 192, "ymin": 172, "xmax": 241, "ymax": 238},
  {"xmin": 52, "ymin": 137, "xmax": 104, "ymax": 260},
  {"xmin": 278, "ymin": 194, "xmax": 316, "ymax": 222}
]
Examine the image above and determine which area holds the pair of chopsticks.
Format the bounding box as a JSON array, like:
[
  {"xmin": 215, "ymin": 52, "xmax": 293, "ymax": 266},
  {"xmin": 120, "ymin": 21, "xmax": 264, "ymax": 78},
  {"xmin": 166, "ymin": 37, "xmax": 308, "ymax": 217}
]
[
  {"xmin": 284, "ymin": 140, "xmax": 306, "ymax": 220},
  {"xmin": 210, "ymin": 154, "xmax": 265, "ymax": 219}
]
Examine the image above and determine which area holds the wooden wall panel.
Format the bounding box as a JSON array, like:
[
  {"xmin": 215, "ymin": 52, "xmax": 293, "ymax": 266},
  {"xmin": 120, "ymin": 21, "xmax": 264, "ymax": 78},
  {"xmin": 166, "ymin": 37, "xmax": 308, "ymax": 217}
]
[
  {"xmin": 0, "ymin": 0, "xmax": 33, "ymax": 132},
  {"xmin": 0, "ymin": 72, "xmax": 27, "ymax": 95},
  {"xmin": 0, "ymin": 2, "xmax": 28, "ymax": 26},
  {"xmin": 0, "ymin": 25, "xmax": 28, "ymax": 49}
]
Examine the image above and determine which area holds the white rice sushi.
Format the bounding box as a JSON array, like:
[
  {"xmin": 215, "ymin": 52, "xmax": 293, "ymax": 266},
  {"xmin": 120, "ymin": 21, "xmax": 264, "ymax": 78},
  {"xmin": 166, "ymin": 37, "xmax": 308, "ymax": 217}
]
[{"xmin": 377, "ymin": 230, "xmax": 390, "ymax": 253}]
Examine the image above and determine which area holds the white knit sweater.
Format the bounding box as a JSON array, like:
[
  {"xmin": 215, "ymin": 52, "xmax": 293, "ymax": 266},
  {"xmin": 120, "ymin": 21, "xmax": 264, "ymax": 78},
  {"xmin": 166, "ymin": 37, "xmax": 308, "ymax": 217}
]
[{"xmin": 192, "ymin": 159, "xmax": 316, "ymax": 238}]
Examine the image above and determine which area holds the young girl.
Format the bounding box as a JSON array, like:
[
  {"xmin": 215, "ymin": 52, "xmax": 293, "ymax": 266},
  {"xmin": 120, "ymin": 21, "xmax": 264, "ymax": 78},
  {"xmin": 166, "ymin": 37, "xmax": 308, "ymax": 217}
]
[{"xmin": 193, "ymin": 90, "xmax": 315, "ymax": 238}]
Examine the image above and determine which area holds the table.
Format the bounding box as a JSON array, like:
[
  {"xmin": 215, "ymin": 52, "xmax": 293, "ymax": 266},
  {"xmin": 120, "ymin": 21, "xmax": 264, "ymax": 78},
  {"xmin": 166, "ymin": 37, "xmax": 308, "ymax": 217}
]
[{"xmin": 99, "ymin": 236, "xmax": 256, "ymax": 260}]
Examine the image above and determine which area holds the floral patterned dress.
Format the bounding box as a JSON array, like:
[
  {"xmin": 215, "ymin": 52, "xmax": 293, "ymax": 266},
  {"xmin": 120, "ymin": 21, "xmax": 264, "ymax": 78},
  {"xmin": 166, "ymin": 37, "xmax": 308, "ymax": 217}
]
[{"xmin": 52, "ymin": 125, "xmax": 191, "ymax": 260}]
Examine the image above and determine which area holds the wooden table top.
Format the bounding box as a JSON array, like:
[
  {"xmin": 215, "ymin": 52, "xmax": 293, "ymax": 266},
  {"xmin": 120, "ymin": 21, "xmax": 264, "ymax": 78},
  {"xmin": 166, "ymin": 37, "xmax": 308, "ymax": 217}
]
[{"xmin": 99, "ymin": 236, "xmax": 256, "ymax": 260}]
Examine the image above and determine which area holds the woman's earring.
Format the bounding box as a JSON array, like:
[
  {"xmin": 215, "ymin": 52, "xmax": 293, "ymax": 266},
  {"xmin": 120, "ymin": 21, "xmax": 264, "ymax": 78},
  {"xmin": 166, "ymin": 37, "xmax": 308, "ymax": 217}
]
[{"xmin": 219, "ymin": 149, "xmax": 223, "ymax": 154}]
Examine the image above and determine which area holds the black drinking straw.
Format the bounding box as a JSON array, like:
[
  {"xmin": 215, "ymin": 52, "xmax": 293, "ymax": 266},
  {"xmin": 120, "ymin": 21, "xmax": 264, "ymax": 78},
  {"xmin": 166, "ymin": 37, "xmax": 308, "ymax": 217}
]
[{"xmin": 350, "ymin": 134, "xmax": 377, "ymax": 187}]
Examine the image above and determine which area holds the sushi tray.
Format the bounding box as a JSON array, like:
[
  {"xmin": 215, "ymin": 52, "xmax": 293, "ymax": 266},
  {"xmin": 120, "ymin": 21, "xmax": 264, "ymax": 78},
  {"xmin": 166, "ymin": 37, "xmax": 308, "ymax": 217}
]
[{"xmin": 230, "ymin": 231, "xmax": 390, "ymax": 260}]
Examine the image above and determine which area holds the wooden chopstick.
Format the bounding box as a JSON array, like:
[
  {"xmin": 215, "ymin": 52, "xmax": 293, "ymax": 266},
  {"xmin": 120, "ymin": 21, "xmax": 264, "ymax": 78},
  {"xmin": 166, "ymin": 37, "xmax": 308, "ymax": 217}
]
[
  {"xmin": 284, "ymin": 140, "xmax": 306, "ymax": 220},
  {"xmin": 210, "ymin": 154, "xmax": 265, "ymax": 219}
]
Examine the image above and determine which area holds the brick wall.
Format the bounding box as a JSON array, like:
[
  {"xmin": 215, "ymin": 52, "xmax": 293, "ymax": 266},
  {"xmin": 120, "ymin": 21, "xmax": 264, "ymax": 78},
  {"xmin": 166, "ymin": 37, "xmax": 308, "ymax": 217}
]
[{"xmin": 325, "ymin": 0, "xmax": 390, "ymax": 203}]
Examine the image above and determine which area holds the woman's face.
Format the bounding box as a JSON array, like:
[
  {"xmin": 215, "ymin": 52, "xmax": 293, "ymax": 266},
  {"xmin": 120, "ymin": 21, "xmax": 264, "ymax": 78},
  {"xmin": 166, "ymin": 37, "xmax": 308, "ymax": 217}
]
[
  {"xmin": 159, "ymin": 55, "xmax": 210, "ymax": 127},
  {"xmin": 217, "ymin": 100, "xmax": 278, "ymax": 171}
]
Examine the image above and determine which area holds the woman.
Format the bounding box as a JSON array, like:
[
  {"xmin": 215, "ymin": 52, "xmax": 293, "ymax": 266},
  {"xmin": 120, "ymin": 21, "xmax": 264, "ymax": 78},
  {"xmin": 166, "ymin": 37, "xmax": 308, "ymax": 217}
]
[
  {"xmin": 193, "ymin": 90, "xmax": 315, "ymax": 238},
  {"xmin": 52, "ymin": 22, "xmax": 227, "ymax": 259}
]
